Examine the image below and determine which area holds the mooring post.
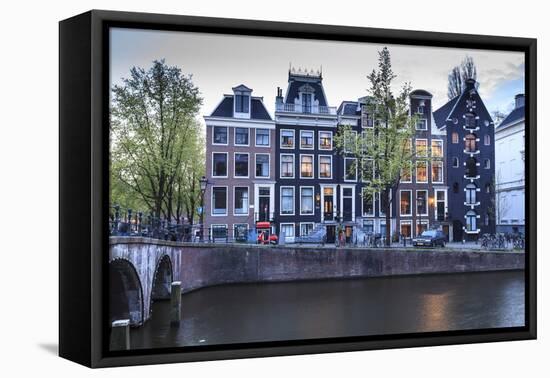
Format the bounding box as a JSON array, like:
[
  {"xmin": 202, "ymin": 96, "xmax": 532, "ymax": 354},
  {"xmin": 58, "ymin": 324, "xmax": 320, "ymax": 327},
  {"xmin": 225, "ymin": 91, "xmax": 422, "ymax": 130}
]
[
  {"xmin": 110, "ymin": 319, "xmax": 130, "ymax": 351},
  {"xmin": 170, "ymin": 281, "xmax": 182, "ymax": 326}
]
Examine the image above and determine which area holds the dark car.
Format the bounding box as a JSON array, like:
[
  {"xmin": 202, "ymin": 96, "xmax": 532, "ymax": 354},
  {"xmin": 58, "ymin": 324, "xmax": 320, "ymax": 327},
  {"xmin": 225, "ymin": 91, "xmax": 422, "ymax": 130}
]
[{"xmin": 412, "ymin": 230, "xmax": 446, "ymax": 248}]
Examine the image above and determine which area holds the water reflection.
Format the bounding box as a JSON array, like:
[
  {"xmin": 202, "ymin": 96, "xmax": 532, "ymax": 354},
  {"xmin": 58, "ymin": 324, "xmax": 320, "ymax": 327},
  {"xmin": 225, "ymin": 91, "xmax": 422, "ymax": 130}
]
[{"xmin": 129, "ymin": 271, "xmax": 525, "ymax": 350}]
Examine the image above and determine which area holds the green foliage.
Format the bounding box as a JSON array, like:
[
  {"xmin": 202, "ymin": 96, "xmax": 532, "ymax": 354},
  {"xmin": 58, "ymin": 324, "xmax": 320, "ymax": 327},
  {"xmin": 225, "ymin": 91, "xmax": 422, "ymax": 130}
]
[{"xmin": 110, "ymin": 59, "xmax": 204, "ymax": 222}]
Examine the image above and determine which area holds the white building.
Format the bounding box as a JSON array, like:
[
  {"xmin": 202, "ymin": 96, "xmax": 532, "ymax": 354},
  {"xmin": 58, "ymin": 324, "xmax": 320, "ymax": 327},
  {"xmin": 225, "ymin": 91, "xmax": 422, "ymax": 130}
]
[{"xmin": 495, "ymin": 94, "xmax": 525, "ymax": 233}]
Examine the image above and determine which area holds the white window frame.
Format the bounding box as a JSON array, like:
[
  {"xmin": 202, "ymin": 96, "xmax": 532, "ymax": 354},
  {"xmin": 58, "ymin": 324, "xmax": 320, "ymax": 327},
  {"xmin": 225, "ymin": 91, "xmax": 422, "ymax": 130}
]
[
  {"xmin": 362, "ymin": 158, "xmax": 375, "ymax": 182},
  {"xmin": 280, "ymin": 153, "xmax": 295, "ymax": 179},
  {"xmin": 416, "ymin": 119, "xmax": 428, "ymax": 130},
  {"xmin": 399, "ymin": 189, "xmax": 412, "ymax": 216},
  {"xmin": 318, "ymin": 155, "xmax": 333, "ymax": 179},
  {"xmin": 379, "ymin": 191, "xmax": 392, "ymax": 217},
  {"xmin": 255, "ymin": 128, "xmax": 271, "ymax": 147},
  {"xmin": 233, "ymin": 186, "xmax": 249, "ymax": 216},
  {"xmin": 432, "ymin": 160, "xmax": 444, "ymax": 183},
  {"xmin": 233, "ymin": 223, "xmax": 249, "ymax": 239},
  {"xmin": 318, "ymin": 130, "xmax": 333, "ymax": 150},
  {"xmin": 233, "ymin": 152, "xmax": 249, "ymax": 179},
  {"xmin": 280, "ymin": 223, "xmax": 295, "ymax": 238},
  {"xmin": 210, "ymin": 224, "xmax": 228, "ymax": 239},
  {"xmin": 299, "ymin": 130, "xmax": 314, "ymax": 150},
  {"xmin": 431, "ymin": 139, "xmax": 443, "ymax": 158},
  {"xmin": 255, "ymin": 153, "xmax": 270, "ymax": 178},
  {"xmin": 415, "ymin": 138, "xmax": 428, "ymax": 157},
  {"xmin": 279, "ymin": 186, "xmax": 295, "ymax": 216},
  {"xmin": 361, "ymin": 189, "xmax": 375, "ymax": 217},
  {"xmin": 300, "ymin": 222, "xmax": 315, "ymax": 237},
  {"xmin": 211, "ymin": 186, "xmax": 228, "ymax": 216},
  {"xmin": 280, "ymin": 129, "xmax": 295, "ymax": 149},
  {"xmin": 400, "ymin": 220, "xmax": 413, "ymax": 238},
  {"xmin": 415, "ymin": 161, "xmax": 428, "ymax": 183},
  {"xmin": 416, "ymin": 189, "xmax": 429, "ymax": 216},
  {"xmin": 212, "ymin": 126, "xmax": 229, "ymax": 146},
  {"xmin": 400, "ymin": 163, "xmax": 412, "ymax": 183},
  {"xmin": 234, "ymin": 127, "xmax": 250, "ymax": 146},
  {"xmin": 344, "ymin": 130, "xmax": 357, "ymax": 153},
  {"xmin": 300, "ymin": 186, "xmax": 315, "ymax": 216},
  {"xmin": 344, "ymin": 157, "xmax": 357, "ymax": 182},
  {"xmin": 211, "ymin": 152, "xmax": 229, "ymax": 178},
  {"xmin": 299, "ymin": 154, "xmax": 314, "ymax": 179}
]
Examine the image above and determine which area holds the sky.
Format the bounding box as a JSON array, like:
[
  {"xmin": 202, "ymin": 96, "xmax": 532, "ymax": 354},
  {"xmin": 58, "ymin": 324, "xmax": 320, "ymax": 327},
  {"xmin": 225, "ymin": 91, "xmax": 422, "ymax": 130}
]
[{"xmin": 110, "ymin": 28, "xmax": 525, "ymax": 121}]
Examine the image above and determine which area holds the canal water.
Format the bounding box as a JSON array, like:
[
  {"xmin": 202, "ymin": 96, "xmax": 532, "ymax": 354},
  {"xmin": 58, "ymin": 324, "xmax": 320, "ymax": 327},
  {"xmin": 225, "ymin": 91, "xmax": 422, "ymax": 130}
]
[{"xmin": 130, "ymin": 271, "xmax": 525, "ymax": 350}]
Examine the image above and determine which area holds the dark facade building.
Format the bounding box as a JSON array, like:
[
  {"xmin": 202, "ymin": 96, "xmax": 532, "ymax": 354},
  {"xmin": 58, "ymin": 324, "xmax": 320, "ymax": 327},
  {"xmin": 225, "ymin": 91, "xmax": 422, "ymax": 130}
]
[
  {"xmin": 433, "ymin": 78, "xmax": 496, "ymax": 241},
  {"xmin": 274, "ymin": 68, "xmax": 339, "ymax": 242}
]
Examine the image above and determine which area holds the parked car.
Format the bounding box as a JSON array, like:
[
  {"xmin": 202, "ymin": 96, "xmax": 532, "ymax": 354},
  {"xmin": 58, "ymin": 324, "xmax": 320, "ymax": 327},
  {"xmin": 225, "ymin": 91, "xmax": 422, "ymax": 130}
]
[{"xmin": 412, "ymin": 230, "xmax": 446, "ymax": 248}]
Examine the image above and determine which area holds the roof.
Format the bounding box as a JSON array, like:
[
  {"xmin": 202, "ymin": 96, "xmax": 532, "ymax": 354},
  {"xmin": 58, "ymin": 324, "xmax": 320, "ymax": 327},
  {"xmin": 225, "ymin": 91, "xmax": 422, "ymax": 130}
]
[
  {"xmin": 433, "ymin": 95, "xmax": 460, "ymax": 128},
  {"xmin": 210, "ymin": 96, "xmax": 272, "ymax": 120},
  {"xmin": 284, "ymin": 75, "xmax": 328, "ymax": 107},
  {"xmin": 337, "ymin": 101, "xmax": 359, "ymax": 116},
  {"xmin": 498, "ymin": 106, "xmax": 525, "ymax": 129},
  {"xmin": 410, "ymin": 89, "xmax": 433, "ymax": 98}
]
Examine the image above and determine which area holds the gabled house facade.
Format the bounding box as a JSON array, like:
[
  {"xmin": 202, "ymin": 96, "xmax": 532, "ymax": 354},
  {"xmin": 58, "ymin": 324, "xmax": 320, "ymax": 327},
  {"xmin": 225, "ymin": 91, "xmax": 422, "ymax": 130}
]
[
  {"xmin": 495, "ymin": 94, "xmax": 525, "ymax": 233},
  {"xmin": 203, "ymin": 85, "xmax": 275, "ymax": 240},
  {"xmin": 274, "ymin": 68, "xmax": 339, "ymax": 243},
  {"xmin": 433, "ymin": 78, "xmax": 496, "ymax": 241}
]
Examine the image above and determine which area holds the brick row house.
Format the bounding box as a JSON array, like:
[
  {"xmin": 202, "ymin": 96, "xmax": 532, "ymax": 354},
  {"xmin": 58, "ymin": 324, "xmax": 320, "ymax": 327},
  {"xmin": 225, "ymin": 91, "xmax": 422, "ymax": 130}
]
[{"xmin": 203, "ymin": 85, "xmax": 275, "ymax": 240}]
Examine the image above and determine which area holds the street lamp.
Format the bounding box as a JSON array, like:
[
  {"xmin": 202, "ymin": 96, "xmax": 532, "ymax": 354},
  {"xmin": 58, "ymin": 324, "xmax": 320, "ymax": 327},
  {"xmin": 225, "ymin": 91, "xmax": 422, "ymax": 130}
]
[
  {"xmin": 199, "ymin": 176, "xmax": 208, "ymax": 242},
  {"xmin": 417, "ymin": 196, "xmax": 424, "ymax": 237}
]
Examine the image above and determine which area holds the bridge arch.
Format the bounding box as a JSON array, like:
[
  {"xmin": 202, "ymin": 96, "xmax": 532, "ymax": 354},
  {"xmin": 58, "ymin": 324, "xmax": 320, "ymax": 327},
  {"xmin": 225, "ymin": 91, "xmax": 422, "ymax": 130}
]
[
  {"xmin": 149, "ymin": 254, "xmax": 173, "ymax": 315},
  {"xmin": 109, "ymin": 258, "xmax": 144, "ymax": 326}
]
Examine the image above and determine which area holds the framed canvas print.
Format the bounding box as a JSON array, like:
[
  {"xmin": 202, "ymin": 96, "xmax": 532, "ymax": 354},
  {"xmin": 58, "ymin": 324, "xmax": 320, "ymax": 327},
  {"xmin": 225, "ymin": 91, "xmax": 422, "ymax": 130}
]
[{"xmin": 59, "ymin": 10, "xmax": 537, "ymax": 368}]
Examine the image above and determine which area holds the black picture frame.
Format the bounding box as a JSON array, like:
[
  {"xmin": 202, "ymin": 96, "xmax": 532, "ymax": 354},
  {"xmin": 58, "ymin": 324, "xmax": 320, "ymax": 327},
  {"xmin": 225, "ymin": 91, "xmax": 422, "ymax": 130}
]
[{"xmin": 59, "ymin": 9, "xmax": 537, "ymax": 368}]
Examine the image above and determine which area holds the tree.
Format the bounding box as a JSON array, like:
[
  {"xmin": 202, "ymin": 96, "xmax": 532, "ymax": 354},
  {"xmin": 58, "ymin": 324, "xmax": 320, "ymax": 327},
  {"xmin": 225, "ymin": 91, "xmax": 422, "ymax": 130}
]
[
  {"xmin": 447, "ymin": 56, "xmax": 478, "ymax": 99},
  {"xmin": 335, "ymin": 47, "xmax": 420, "ymax": 246},
  {"xmin": 492, "ymin": 110, "xmax": 507, "ymax": 126},
  {"xmin": 110, "ymin": 59, "xmax": 203, "ymax": 221}
]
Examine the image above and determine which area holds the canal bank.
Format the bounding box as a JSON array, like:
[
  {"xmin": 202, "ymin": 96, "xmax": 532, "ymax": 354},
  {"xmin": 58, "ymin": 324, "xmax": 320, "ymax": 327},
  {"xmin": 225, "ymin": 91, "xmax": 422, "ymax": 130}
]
[{"xmin": 110, "ymin": 237, "xmax": 524, "ymax": 296}]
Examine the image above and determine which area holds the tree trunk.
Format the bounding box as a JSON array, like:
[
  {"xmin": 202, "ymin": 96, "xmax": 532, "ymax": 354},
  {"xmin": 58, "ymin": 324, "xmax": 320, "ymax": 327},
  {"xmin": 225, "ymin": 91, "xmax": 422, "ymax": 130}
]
[{"xmin": 384, "ymin": 188, "xmax": 391, "ymax": 247}]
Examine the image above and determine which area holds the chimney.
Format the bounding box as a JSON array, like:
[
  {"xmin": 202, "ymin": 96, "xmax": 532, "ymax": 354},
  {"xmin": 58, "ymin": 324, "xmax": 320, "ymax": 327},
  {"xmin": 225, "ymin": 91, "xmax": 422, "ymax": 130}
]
[
  {"xmin": 515, "ymin": 93, "xmax": 525, "ymax": 109},
  {"xmin": 275, "ymin": 87, "xmax": 283, "ymax": 104}
]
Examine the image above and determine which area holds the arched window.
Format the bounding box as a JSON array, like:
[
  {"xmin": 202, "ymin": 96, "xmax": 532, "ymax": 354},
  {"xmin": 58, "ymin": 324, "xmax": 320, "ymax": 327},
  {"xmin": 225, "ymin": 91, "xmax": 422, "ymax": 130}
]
[
  {"xmin": 465, "ymin": 183, "xmax": 477, "ymax": 204},
  {"xmin": 452, "ymin": 132, "xmax": 459, "ymax": 144},
  {"xmin": 485, "ymin": 183, "xmax": 491, "ymax": 193},
  {"xmin": 465, "ymin": 157, "xmax": 477, "ymax": 178},
  {"xmin": 484, "ymin": 134, "xmax": 491, "ymax": 145},
  {"xmin": 466, "ymin": 210, "xmax": 477, "ymax": 231},
  {"xmin": 452, "ymin": 157, "xmax": 459, "ymax": 168},
  {"xmin": 465, "ymin": 134, "xmax": 477, "ymax": 152}
]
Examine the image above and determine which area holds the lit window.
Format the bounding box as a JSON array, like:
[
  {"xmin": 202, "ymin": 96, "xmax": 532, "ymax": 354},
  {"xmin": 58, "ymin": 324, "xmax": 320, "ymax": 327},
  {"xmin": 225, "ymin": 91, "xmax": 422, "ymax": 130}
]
[
  {"xmin": 319, "ymin": 131, "xmax": 332, "ymax": 150},
  {"xmin": 432, "ymin": 161, "xmax": 443, "ymax": 183},
  {"xmin": 416, "ymin": 139, "xmax": 428, "ymax": 157},
  {"xmin": 300, "ymin": 155, "xmax": 314, "ymax": 178},
  {"xmin": 319, "ymin": 156, "xmax": 332, "ymax": 178},
  {"xmin": 401, "ymin": 163, "xmax": 412, "ymax": 182},
  {"xmin": 416, "ymin": 190, "xmax": 427, "ymax": 215},
  {"xmin": 452, "ymin": 132, "xmax": 459, "ymax": 144},
  {"xmin": 280, "ymin": 154, "xmax": 294, "ymax": 178},
  {"xmin": 281, "ymin": 130, "xmax": 294, "ymax": 148},
  {"xmin": 465, "ymin": 134, "xmax": 477, "ymax": 152},
  {"xmin": 431, "ymin": 140, "xmax": 443, "ymax": 157},
  {"xmin": 400, "ymin": 191, "xmax": 412, "ymax": 216},
  {"xmin": 416, "ymin": 161, "xmax": 428, "ymax": 183}
]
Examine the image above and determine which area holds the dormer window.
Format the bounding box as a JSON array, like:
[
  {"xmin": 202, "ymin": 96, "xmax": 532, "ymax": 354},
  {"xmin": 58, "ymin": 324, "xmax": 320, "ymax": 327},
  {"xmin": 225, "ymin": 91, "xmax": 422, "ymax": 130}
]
[{"xmin": 235, "ymin": 92, "xmax": 250, "ymax": 113}]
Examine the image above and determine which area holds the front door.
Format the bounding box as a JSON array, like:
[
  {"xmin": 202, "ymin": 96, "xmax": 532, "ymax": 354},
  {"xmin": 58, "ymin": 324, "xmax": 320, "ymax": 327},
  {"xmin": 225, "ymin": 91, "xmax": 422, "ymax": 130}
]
[
  {"xmin": 453, "ymin": 220, "xmax": 463, "ymax": 242},
  {"xmin": 258, "ymin": 187, "xmax": 270, "ymax": 222},
  {"xmin": 326, "ymin": 225, "xmax": 336, "ymax": 244},
  {"xmin": 323, "ymin": 187, "xmax": 334, "ymax": 221},
  {"xmin": 342, "ymin": 187, "xmax": 353, "ymax": 222}
]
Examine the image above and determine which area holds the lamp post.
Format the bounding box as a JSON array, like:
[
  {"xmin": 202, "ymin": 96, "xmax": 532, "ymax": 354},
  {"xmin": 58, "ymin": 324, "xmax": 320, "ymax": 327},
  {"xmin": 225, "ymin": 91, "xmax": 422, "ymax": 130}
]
[{"xmin": 199, "ymin": 176, "xmax": 208, "ymax": 242}]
